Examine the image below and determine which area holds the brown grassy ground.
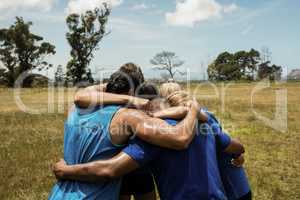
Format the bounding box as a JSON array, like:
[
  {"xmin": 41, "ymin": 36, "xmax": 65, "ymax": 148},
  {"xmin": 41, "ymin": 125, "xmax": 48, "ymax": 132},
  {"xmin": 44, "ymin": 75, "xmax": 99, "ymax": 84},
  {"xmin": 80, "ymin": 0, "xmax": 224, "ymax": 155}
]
[{"xmin": 0, "ymin": 82, "xmax": 299, "ymax": 199}]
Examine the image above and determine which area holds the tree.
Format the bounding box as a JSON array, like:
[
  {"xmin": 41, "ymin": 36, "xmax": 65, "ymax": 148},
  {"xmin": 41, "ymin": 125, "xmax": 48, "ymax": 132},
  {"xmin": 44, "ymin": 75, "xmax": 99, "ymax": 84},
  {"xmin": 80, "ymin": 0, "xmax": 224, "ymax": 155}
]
[
  {"xmin": 0, "ymin": 17, "xmax": 55, "ymax": 87},
  {"xmin": 66, "ymin": 4, "xmax": 110, "ymax": 85},
  {"xmin": 0, "ymin": 68, "xmax": 6, "ymax": 85},
  {"xmin": 207, "ymin": 51, "xmax": 241, "ymax": 81},
  {"xmin": 150, "ymin": 51, "xmax": 185, "ymax": 79},
  {"xmin": 257, "ymin": 61, "xmax": 282, "ymax": 81},
  {"xmin": 54, "ymin": 65, "xmax": 65, "ymax": 86},
  {"xmin": 234, "ymin": 49, "xmax": 260, "ymax": 80},
  {"xmin": 207, "ymin": 49, "xmax": 260, "ymax": 81}
]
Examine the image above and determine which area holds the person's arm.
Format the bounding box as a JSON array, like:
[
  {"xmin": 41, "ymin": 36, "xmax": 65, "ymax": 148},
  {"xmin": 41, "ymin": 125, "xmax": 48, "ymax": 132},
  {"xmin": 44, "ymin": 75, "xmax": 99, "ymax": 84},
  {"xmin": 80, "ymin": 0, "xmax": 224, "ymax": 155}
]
[
  {"xmin": 53, "ymin": 152, "xmax": 139, "ymax": 182},
  {"xmin": 75, "ymin": 83, "xmax": 137, "ymax": 108},
  {"xmin": 122, "ymin": 100, "xmax": 199, "ymax": 150},
  {"xmin": 215, "ymin": 133, "xmax": 245, "ymax": 167},
  {"xmin": 231, "ymin": 154, "xmax": 245, "ymax": 167},
  {"xmin": 74, "ymin": 89, "xmax": 149, "ymax": 109},
  {"xmin": 151, "ymin": 106, "xmax": 208, "ymax": 122},
  {"xmin": 150, "ymin": 106, "xmax": 189, "ymax": 119},
  {"xmin": 84, "ymin": 83, "xmax": 107, "ymax": 92},
  {"xmin": 224, "ymin": 138, "xmax": 245, "ymax": 155},
  {"xmin": 215, "ymin": 132, "xmax": 245, "ymax": 155},
  {"xmin": 53, "ymin": 138, "xmax": 159, "ymax": 182}
]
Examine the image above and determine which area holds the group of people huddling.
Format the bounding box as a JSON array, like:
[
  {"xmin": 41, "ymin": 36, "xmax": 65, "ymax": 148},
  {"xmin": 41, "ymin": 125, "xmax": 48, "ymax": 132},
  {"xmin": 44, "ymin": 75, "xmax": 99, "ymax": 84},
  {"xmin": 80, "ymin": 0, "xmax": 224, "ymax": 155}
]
[{"xmin": 48, "ymin": 63, "xmax": 252, "ymax": 200}]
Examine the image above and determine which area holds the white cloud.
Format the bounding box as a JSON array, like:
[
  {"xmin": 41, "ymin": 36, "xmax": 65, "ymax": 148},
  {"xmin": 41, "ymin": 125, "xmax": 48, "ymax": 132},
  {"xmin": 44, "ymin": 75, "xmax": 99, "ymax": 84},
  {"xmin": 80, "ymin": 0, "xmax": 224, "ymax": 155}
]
[
  {"xmin": 166, "ymin": 0, "xmax": 238, "ymax": 27},
  {"xmin": 131, "ymin": 3, "xmax": 148, "ymax": 11},
  {"xmin": 0, "ymin": 0, "xmax": 56, "ymax": 11},
  {"xmin": 67, "ymin": 0, "xmax": 123, "ymax": 14}
]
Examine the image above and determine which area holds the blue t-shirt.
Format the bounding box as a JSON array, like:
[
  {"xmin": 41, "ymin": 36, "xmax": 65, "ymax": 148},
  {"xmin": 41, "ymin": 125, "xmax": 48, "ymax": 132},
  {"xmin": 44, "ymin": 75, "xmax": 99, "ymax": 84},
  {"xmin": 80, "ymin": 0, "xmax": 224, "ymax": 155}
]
[
  {"xmin": 49, "ymin": 106, "xmax": 123, "ymax": 200},
  {"xmin": 123, "ymin": 114, "xmax": 231, "ymax": 200},
  {"xmin": 216, "ymin": 134, "xmax": 251, "ymax": 200}
]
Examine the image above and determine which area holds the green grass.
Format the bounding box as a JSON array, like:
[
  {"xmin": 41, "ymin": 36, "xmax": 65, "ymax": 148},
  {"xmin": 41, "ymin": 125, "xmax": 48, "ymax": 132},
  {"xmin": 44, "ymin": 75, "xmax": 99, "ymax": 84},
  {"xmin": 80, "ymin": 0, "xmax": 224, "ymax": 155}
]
[{"xmin": 0, "ymin": 83, "xmax": 299, "ymax": 199}]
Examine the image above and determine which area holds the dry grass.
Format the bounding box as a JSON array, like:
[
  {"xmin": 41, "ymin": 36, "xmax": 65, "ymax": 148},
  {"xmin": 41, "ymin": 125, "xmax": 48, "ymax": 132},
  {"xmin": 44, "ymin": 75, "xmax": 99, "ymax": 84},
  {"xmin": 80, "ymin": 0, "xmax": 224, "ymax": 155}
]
[{"xmin": 0, "ymin": 82, "xmax": 299, "ymax": 199}]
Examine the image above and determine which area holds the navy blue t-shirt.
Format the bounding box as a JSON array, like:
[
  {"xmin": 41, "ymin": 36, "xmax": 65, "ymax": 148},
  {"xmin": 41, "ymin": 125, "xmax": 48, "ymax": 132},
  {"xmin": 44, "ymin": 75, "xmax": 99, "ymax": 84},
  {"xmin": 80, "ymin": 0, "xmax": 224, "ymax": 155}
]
[{"xmin": 123, "ymin": 113, "xmax": 231, "ymax": 200}]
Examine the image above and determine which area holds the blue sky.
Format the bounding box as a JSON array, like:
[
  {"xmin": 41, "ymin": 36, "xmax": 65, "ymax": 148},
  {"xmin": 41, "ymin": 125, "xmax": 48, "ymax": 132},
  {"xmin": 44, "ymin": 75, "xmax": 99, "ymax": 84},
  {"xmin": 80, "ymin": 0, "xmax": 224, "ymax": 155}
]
[{"xmin": 0, "ymin": 0, "xmax": 299, "ymax": 80}]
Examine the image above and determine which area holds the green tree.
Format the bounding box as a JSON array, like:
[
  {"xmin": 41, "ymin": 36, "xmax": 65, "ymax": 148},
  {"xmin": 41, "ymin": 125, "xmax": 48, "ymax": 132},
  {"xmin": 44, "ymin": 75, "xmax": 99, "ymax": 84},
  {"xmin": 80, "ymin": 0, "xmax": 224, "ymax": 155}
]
[
  {"xmin": 207, "ymin": 52, "xmax": 240, "ymax": 81},
  {"xmin": 0, "ymin": 17, "xmax": 55, "ymax": 87},
  {"xmin": 257, "ymin": 61, "xmax": 282, "ymax": 81},
  {"xmin": 234, "ymin": 49, "xmax": 260, "ymax": 80},
  {"xmin": 150, "ymin": 51, "xmax": 185, "ymax": 79},
  {"xmin": 0, "ymin": 68, "xmax": 6, "ymax": 85},
  {"xmin": 207, "ymin": 49, "xmax": 260, "ymax": 81},
  {"xmin": 66, "ymin": 4, "xmax": 110, "ymax": 85}
]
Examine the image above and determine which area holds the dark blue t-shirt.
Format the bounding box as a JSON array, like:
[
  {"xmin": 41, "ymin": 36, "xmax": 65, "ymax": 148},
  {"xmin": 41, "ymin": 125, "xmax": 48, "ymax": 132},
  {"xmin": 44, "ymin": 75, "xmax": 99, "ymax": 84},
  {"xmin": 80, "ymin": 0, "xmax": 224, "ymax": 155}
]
[{"xmin": 123, "ymin": 113, "xmax": 231, "ymax": 200}]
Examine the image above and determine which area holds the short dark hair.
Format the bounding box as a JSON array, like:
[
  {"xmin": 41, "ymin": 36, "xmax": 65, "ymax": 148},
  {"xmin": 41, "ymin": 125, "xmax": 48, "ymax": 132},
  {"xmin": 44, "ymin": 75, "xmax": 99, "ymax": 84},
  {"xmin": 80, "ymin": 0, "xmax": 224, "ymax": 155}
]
[
  {"xmin": 106, "ymin": 63, "xmax": 145, "ymax": 94},
  {"xmin": 136, "ymin": 83, "xmax": 159, "ymax": 100},
  {"xmin": 106, "ymin": 71, "xmax": 132, "ymax": 94},
  {"xmin": 119, "ymin": 63, "xmax": 144, "ymax": 89}
]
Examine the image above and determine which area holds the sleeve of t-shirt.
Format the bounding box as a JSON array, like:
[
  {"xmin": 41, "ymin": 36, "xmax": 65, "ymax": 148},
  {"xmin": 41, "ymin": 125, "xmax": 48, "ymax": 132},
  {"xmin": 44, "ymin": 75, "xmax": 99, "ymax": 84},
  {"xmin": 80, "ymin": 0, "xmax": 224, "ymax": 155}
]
[
  {"xmin": 122, "ymin": 138, "xmax": 161, "ymax": 167},
  {"xmin": 215, "ymin": 132, "xmax": 231, "ymax": 151},
  {"xmin": 202, "ymin": 110, "xmax": 231, "ymax": 151}
]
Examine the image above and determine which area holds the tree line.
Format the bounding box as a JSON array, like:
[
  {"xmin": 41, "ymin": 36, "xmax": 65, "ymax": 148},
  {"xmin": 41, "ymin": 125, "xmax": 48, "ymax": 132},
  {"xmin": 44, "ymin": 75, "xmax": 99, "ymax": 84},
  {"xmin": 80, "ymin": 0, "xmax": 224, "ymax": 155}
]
[
  {"xmin": 207, "ymin": 49, "xmax": 282, "ymax": 81},
  {"xmin": 148, "ymin": 48, "xmax": 282, "ymax": 82}
]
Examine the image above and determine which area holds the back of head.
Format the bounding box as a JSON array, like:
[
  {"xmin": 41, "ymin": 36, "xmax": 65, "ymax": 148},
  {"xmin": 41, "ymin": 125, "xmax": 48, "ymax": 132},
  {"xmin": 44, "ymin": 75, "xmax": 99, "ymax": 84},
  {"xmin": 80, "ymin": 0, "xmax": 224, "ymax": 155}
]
[
  {"xmin": 119, "ymin": 63, "xmax": 145, "ymax": 89},
  {"xmin": 106, "ymin": 71, "xmax": 133, "ymax": 94},
  {"xmin": 160, "ymin": 82, "xmax": 190, "ymax": 107},
  {"xmin": 160, "ymin": 82, "xmax": 182, "ymax": 98},
  {"xmin": 136, "ymin": 82, "xmax": 168, "ymax": 111},
  {"xmin": 136, "ymin": 82, "xmax": 159, "ymax": 100},
  {"xmin": 106, "ymin": 63, "xmax": 144, "ymax": 95}
]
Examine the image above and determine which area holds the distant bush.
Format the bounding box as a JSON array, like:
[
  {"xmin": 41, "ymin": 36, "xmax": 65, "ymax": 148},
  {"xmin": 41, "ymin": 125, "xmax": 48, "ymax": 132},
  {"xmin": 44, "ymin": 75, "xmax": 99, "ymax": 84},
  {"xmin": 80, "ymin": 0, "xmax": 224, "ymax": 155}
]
[{"xmin": 24, "ymin": 74, "xmax": 49, "ymax": 88}]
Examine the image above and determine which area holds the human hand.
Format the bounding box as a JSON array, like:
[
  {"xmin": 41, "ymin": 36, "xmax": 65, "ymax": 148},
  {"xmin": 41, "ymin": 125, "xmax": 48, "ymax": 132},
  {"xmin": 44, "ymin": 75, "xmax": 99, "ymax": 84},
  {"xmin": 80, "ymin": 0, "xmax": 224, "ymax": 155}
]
[
  {"xmin": 128, "ymin": 97, "xmax": 150, "ymax": 110},
  {"xmin": 186, "ymin": 98, "xmax": 200, "ymax": 112},
  {"xmin": 231, "ymin": 154, "xmax": 245, "ymax": 167},
  {"xmin": 52, "ymin": 159, "xmax": 67, "ymax": 180}
]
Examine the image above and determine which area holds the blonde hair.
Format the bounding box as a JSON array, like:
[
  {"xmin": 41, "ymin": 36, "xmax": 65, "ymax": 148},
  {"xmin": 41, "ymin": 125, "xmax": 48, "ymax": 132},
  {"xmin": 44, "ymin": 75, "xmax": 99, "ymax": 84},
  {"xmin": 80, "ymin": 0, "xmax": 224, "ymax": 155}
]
[
  {"xmin": 160, "ymin": 82, "xmax": 182, "ymax": 98},
  {"xmin": 160, "ymin": 82, "xmax": 191, "ymax": 107}
]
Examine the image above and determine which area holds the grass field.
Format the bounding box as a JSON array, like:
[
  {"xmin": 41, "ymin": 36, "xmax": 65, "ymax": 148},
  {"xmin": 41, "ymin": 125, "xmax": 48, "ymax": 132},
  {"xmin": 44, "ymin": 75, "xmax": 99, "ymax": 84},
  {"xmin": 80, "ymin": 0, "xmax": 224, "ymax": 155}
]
[{"xmin": 0, "ymin": 82, "xmax": 299, "ymax": 200}]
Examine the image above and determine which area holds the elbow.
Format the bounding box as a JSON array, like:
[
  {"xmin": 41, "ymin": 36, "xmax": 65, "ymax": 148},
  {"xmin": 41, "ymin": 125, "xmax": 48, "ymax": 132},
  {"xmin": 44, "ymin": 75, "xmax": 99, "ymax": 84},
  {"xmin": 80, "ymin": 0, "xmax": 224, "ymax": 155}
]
[
  {"xmin": 239, "ymin": 145, "xmax": 245, "ymax": 154},
  {"xmin": 74, "ymin": 92, "xmax": 86, "ymax": 108},
  {"xmin": 234, "ymin": 139, "xmax": 245, "ymax": 154},
  {"xmin": 74, "ymin": 93, "xmax": 81, "ymax": 105},
  {"xmin": 228, "ymin": 138, "xmax": 245, "ymax": 155},
  {"xmin": 171, "ymin": 128, "xmax": 194, "ymax": 150},
  {"xmin": 231, "ymin": 142, "xmax": 245, "ymax": 155},
  {"xmin": 173, "ymin": 135, "xmax": 191, "ymax": 150}
]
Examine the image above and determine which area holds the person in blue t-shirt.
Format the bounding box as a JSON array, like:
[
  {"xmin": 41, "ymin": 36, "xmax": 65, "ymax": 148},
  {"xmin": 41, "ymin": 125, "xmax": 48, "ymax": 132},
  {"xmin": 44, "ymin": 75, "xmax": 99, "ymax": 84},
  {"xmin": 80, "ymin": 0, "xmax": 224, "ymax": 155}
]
[
  {"xmin": 217, "ymin": 138, "xmax": 252, "ymax": 200},
  {"xmin": 52, "ymin": 83, "xmax": 246, "ymax": 200},
  {"xmin": 199, "ymin": 110, "xmax": 252, "ymax": 200},
  {"xmin": 49, "ymin": 70, "xmax": 201, "ymax": 200},
  {"xmin": 160, "ymin": 83, "xmax": 252, "ymax": 200}
]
